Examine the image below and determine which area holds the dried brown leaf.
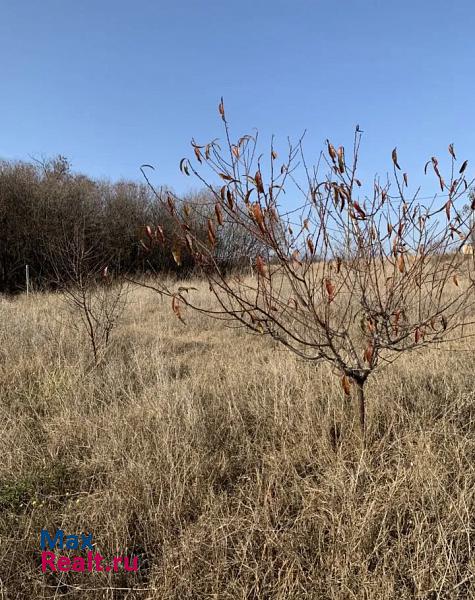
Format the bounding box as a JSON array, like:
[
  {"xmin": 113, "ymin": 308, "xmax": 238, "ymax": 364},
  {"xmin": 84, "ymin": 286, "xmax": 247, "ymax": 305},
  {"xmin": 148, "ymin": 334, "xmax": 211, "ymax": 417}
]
[
  {"xmin": 194, "ymin": 146, "xmax": 202, "ymax": 163},
  {"xmin": 325, "ymin": 278, "xmax": 335, "ymax": 302},
  {"xmin": 327, "ymin": 141, "xmax": 337, "ymax": 162},
  {"xmin": 341, "ymin": 375, "xmax": 351, "ymax": 396},
  {"xmin": 392, "ymin": 148, "xmax": 401, "ymax": 170},
  {"xmin": 353, "ymin": 201, "xmax": 366, "ymax": 219},
  {"xmin": 215, "ymin": 203, "xmax": 224, "ymax": 226},
  {"xmin": 156, "ymin": 225, "xmax": 165, "ymax": 244},
  {"xmin": 397, "ymin": 254, "xmax": 405, "ymax": 273},
  {"xmin": 172, "ymin": 245, "xmax": 182, "ymax": 266},
  {"xmin": 226, "ymin": 189, "xmax": 235, "ymax": 211},
  {"xmin": 218, "ymin": 98, "xmax": 225, "ymax": 120},
  {"xmin": 172, "ymin": 296, "xmax": 185, "ymax": 323},
  {"xmin": 307, "ymin": 237, "xmax": 315, "ymax": 255},
  {"xmin": 445, "ymin": 200, "xmax": 452, "ymax": 220},
  {"xmin": 363, "ymin": 344, "xmax": 374, "ymax": 364},
  {"xmin": 255, "ymin": 170, "xmax": 265, "ymax": 194},
  {"xmin": 207, "ymin": 219, "xmax": 216, "ymax": 246},
  {"xmin": 255, "ymin": 255, "xmax": 267, "ymax": 277}
]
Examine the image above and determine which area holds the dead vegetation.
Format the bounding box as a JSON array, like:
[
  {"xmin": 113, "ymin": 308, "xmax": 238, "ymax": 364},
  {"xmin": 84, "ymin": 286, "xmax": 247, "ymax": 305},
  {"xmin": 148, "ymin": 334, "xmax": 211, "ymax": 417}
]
[
  {"xmin": 1, "ymin": 282, "xmax": 475, "ymax": 599},
  {"xmin": 138, "ymin": 105, "xmax": 475, "ymax": 441}
]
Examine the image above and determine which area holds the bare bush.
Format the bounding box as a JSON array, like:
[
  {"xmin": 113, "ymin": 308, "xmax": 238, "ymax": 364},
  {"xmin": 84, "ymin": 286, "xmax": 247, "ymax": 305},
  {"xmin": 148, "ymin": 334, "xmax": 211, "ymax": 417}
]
[
  {"xmin": 50, "ymin": 225, "xmax": 128, "ymax": 365},
  {"xmin": 139, "ymin": 102, "xmax": 475, "ymax": 440}
]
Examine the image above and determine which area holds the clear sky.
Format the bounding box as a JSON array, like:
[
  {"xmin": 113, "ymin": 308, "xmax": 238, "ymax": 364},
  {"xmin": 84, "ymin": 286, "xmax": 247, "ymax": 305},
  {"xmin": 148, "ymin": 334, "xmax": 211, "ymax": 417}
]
[{"xmin": 1, "ymin": 0, "xmax": 474, "ymax": 199}]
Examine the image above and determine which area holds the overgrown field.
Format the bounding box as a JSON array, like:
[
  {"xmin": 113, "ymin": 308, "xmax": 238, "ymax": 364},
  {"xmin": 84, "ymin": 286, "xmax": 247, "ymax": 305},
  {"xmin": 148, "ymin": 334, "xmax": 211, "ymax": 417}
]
[{"xmin": 1, "ymin": 283, "xmax": 475, "ymax": 599}]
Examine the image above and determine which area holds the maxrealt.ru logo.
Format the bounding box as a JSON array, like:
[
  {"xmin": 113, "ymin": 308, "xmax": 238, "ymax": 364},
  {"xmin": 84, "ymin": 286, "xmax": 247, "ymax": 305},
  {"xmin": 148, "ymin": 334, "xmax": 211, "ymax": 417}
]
[{"xmin": 40, "ymin": 529, "xmax": 139, "ymax": 573}]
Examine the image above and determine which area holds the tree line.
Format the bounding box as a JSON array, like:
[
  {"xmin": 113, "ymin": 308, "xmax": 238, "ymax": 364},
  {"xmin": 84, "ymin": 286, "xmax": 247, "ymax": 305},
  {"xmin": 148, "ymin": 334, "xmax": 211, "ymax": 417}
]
[{"xmin": 0, "ymin": 156, "xmax": 255, "ymax": 293}]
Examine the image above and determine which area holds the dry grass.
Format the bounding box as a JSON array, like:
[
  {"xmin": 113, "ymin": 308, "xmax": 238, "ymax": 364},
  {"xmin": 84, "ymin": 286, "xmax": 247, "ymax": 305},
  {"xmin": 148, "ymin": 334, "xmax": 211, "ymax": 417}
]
[{"xmin": 1, "ymin": 282, "xmax": 475, "ymax": 599}]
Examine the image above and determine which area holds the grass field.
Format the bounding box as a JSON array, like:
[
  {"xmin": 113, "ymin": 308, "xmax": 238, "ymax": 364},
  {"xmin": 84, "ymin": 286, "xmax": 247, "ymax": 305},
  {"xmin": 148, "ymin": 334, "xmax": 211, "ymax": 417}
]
[{"xmin": 1, "ymin": 282, "xmax": 475, "ymax": 599}]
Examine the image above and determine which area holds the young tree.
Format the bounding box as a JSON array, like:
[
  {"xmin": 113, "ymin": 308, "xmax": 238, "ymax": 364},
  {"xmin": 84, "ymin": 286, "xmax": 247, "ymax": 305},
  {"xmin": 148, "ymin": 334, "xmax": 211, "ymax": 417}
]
[
  {"xmin": 50, "ymin": 222, "xmax": 128, "ymax": 365},
  {"xmin": 139, "ymin": 102, "xmax": 475, "ymax": 440}
]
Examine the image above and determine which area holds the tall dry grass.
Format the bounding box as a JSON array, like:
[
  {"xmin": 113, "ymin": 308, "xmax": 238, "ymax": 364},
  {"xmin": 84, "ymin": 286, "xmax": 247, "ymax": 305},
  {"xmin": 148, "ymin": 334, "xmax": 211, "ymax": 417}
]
[{"xmin": 1, "ymin": 282, "xmax": 475, "ymax": 599}]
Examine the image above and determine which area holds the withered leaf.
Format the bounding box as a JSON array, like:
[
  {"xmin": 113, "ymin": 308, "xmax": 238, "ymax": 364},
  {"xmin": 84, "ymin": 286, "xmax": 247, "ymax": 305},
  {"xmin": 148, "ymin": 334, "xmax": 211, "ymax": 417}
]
[
  {"xmin": 179, "ymin": 158, "xmax": 190, "ymax": 176},
  {"xmin": 194, "ymin": 146, "xmax": 202, "ymax": 163},
  {"xmin": 226, "ymin": 189, "xmax": 235, "ymax": 210},
  {"xmin": 327, "ymin": 140, "xmax": 337, "ymax": 162},
  {"xmin": 392, "ymin": 148, "xmax": 401, "ymax": 170},
  {"xmin": 156, "ymin": 225, "xmax": 165, "ymax": 244},
  {"xmin": 167, "ymin": 196, "xmax": 176, "ymax": 213},
  {"xmin": 255, "ymin": 255, "xmax": 266, "ymax": 277},
  {"xmin": 218, "ymin": 98, "xmax": 225, "ymax": 120},
  {"xmin": 207, "ymin": 219, "xmax": 216, "ymax": 246},
  {"xmin": 251, "ymin": 203, "xmax": 265, "ymax": 231},
  {"xmin": 445, "ymin": 200, "xmax": 452, "ymax": 220},
  {"xmin": 336, "ymin": 256, "xmax": 342, "ymax": 273},
  {"xmin": 397, "ymin": 254, "xmax": 405, "ymax": 273},
  {"xmin": 341, "ymin": 375, "xmax": 351, "ymax": 396},
  {"xmin": 172, "ymin": 245, "xmax": 182, "ymax": 266},
  {"xmin": 219, "ymin": 173, "xmax": 234, "ymax": 181},
  {"xmin": 363, "ymin": 344, "xmax": 374, "ymax": 364},
  {"xmin": 215, "ymin": 203, "xmax": 224, "ymax": 226},
  {"xmin": 307, "ymin": 237, "xmax": 315, "ymax": 255},
  {"xmin": 255, "ymin": 170, "xmax": 265, "ymax": 194},
  {"xmin": 353, "ymin": 201, "xmax": 366, "ymax": 219},
  {"xmin": 172, "ymin": 296, "xmax": 185, "ymax": 323},
  {"xmin": 325, "ymin": 278, "xmax": 335, "ymax": 302}
]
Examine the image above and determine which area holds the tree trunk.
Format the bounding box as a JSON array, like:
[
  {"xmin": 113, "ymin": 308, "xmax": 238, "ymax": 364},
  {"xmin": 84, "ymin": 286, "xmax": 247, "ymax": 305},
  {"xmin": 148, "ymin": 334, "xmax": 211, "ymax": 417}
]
[{"xmin": 355, "ymin": 379, "xmax": 366, "ymax": 442}]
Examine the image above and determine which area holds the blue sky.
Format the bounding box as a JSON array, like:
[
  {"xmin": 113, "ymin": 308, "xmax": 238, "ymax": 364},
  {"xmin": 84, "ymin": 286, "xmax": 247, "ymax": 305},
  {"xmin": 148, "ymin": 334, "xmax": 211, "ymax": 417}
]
[{"xmin": 1, "ymin": 0, "xmax": 474, "ymax": 200}]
